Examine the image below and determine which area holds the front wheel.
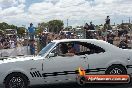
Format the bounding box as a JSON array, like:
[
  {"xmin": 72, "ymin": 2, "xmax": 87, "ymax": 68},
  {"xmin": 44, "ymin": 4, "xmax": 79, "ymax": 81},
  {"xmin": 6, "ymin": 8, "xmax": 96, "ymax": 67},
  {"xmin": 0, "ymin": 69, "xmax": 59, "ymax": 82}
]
[{"xmin": 4, "ymin": 73, "xmax": 28, "ymax": 88}]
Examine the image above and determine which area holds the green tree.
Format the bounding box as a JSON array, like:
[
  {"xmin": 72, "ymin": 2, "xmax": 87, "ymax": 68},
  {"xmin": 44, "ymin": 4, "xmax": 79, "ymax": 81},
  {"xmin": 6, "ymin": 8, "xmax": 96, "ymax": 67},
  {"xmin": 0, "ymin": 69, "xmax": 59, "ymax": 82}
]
[
  {"xmin": 48, "ymin": 20, "xmax": 64, "ymax": 33},
  {"xmin": 35, "ymin": 28, "xmax": 42, "ymax": 35},
  {"xmin": 17, "ymin": 27, "xmax": 26, "ymax": 37},
  {"xmin": 128, "ymin": 23, "xmax": 132, "ymax": 29},
  {"xmin": 0, "ymin": 22, "xmax": 17, "ymax": 32},
  {"xmin": 99, "ymin": 24, "xmax": 103, "ymax": 26},
  {"xmin": 37, "ymin": 22, "xmax": 48, "ymax": 34}
]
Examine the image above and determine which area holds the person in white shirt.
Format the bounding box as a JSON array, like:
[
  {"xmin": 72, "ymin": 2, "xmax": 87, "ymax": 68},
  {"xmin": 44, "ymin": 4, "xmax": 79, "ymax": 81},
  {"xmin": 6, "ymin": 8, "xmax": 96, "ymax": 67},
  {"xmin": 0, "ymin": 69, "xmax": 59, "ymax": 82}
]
[{"xmin": 10, "ymin": 40, "xmax": 15, "ymax": 49}]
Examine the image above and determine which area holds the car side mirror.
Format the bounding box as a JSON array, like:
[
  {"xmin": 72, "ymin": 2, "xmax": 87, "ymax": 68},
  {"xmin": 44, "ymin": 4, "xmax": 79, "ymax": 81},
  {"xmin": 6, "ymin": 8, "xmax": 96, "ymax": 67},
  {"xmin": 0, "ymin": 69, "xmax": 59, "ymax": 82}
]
[{"xmin": 49, "ymin": 53, "xmax": 56, "ymax": 58}]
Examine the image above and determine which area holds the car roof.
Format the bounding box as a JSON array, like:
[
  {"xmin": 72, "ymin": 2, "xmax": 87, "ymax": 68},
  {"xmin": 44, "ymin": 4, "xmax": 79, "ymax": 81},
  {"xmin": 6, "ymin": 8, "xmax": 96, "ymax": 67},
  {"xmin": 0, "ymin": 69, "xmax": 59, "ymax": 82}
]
[{"xmin": 53, "ymin": 39, "xmax": 104, "ymax": 43}]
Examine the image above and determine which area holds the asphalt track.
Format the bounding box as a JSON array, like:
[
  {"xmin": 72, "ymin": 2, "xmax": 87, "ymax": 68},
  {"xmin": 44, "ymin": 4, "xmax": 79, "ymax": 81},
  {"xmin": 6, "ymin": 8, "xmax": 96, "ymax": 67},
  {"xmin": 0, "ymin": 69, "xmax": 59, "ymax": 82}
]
[
  {"xmin": 0, "ymin": 82, "xmax": 131, "ymax": 88},
  {"xmin": 32, "ymin": 83, "xmax": 132, "ymax": 88}
]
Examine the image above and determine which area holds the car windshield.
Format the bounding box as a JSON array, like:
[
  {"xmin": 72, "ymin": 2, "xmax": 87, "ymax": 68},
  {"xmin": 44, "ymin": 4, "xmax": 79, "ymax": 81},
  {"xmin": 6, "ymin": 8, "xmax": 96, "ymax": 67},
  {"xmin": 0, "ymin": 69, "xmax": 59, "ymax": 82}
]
[{"xmin": 38, "ymin": 42, "xmax": 55, "ymax": 57}]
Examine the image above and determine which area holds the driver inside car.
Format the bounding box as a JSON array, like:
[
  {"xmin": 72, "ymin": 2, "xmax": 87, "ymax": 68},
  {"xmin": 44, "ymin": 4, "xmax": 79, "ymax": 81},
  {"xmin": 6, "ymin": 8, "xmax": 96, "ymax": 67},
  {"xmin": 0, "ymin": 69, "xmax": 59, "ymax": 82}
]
[
  {"xmin": 58, "ymin": 43, "xmax": 75, "ymax": 56},
  {"xmin": 67, "ymin": 43, "xmax": 76, "ymax": 56}
]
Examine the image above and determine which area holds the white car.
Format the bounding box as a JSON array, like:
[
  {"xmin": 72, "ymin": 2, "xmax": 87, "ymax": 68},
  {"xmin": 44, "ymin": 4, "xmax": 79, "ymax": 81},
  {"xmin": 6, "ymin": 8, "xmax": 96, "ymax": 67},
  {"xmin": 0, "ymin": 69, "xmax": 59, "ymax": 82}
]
[{"xmin": 0, "ymin": 39, "xmax": 132, "ymax": 88}]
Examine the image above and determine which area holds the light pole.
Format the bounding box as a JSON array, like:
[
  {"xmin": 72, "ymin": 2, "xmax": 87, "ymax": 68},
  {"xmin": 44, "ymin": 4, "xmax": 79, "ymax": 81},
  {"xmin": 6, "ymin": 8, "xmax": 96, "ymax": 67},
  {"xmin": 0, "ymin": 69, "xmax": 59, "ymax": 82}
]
[
  {"xmin": 128, "ymin": 17, "xmax": 131, "ymax": 45},
  {"xmin": 67, "ymin": 19, "xmax": 69, "ymax": 27}
]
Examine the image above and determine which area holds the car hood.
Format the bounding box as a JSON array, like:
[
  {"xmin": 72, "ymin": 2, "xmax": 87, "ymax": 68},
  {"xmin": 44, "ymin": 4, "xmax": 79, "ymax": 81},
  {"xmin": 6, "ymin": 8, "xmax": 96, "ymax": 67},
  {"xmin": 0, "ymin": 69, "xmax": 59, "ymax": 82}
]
[{"xmin": 0, "ymin": 56, "xmax": 36, "ymax": 64}]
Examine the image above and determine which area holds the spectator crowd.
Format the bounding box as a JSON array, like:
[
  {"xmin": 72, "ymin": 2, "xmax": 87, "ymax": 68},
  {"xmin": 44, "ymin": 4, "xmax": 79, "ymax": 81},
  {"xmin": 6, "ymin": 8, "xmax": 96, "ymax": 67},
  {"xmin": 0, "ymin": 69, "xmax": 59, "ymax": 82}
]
[
  {"xmin": 0, "ymin": 35, "xmax": 17, "ymax": 49},
  {"xmin": 0, "ymin": 16, "xmax": 131, "ymax": 56}
]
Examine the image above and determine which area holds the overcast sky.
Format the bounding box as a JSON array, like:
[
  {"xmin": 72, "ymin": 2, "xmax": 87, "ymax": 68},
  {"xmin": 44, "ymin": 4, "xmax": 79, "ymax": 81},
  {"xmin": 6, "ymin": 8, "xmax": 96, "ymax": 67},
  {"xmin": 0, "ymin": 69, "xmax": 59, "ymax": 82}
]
[{"xmin": 0, "ymin": 0, "xmax": 132, "ymax": 27}]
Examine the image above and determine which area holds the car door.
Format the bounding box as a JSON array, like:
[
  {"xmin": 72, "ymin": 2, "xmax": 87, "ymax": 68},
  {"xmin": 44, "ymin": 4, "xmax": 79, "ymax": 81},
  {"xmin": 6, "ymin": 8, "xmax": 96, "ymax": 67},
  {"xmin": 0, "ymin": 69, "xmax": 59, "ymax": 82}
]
[
  {"xmin": 28, "ymin": 59, "xmax": 45, "ymax": 85},
  {"xmin": 83, "ymin": 43, "xmax": 109, "ymax": 74},
  {"xmin": 41, "ymin": 42, "xmax": 88, "ymax": 84}
]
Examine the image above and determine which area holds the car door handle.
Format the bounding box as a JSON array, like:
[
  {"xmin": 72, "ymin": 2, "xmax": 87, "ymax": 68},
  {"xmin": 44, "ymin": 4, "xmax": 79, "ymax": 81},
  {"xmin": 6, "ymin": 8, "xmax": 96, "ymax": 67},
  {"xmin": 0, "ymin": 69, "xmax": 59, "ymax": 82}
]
[
  {"xmin": 80, "ymin": 57, "xmax": 86, "ymax": 59},
  {"xmin": 127, "ymin": 58, "xmax": 130, "ymax": 61}
]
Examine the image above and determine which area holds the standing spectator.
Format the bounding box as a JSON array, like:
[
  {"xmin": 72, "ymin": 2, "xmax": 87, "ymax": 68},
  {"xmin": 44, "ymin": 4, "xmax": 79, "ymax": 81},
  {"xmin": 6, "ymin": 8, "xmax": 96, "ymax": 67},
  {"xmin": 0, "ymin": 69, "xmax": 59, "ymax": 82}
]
[
  {"xmin": 107, "ymin": 37, "xmax": 113, "ymax": 44},
  {"xmin": 13, "ymin": 35, "xmax": 17, "ymax": 47},
  {"xmin": 9, "ymin": 39, "xmax": 15, "ymax": 48},
  {"xmin": 105, "ymin": 16, "xmax": 110, "ymax": 25},
  {"xmin": 38, "ymin": 33, "xmax": 42, "ymax": 52},
  {"xmin": 47, "ymin": 34, "xmax": 52, "ymax": 43},
  {"xmin": 60, "ymin": 32, "xmax": 66, "ymax": 39},
  {"xmin": 3, "ymin": 40, "xmax": 10, "ymax": 49},
  {"xmin": 29, "ymin": 39, "xmax": 35, "ymax": 55},
  {"xmin": 84, "ymin": 23, "xmax": 89, "ymax": 29},
  {"xmin": 59, "ymin": 30, "xmax": 64, "ymax": 35},
  {"xmin": 28, "ymin": 23, "xmax": 35, "ymax": 40},
  {"xmin": 84, "ymin": 23, "xmax": 91, "ymax": 39},
  {"xmin": 89, "ymin": 22, "xmax": 95, "ymax": 30},
  {"xmin": 105, "ymin": 16, "xmax": 111, "ymax": 30},
  {"xmin": 39, "ymin": 33, "xmax": 47, "ymax": 50},
  {"xmin": 88, "ymin": 22, "xmax": 95, "ymax": 39},
  {"xmin": 70, "ymin": 34, "xmax": 75, "ymax": 39},
  {"xmin": 67, "ymin": 31, "xmax": 71, "ymax": 39}
]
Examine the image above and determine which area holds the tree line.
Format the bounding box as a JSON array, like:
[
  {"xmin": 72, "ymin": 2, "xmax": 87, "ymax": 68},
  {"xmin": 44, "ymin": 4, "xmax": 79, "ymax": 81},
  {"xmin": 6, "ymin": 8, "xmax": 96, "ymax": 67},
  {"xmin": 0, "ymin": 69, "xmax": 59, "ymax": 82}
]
[
  {"xmin": 0, "ymin": 20, "xmax": 131, "ymax": 36},
  {"xmin": 37, "ymin": 20, "xmax": 64, "ymax": 34},
  {"xmin": 0, "ymin": 22, "xmax": 26, "ymax": 36},
  {"xmin": 0, "ymin": 20, "xmax": 64, "ymax": 36}
]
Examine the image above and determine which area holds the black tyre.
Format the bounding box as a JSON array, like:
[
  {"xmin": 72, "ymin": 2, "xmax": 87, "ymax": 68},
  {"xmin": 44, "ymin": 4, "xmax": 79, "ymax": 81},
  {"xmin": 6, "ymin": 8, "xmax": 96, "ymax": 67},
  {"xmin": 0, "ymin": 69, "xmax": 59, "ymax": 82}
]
[
  {"xmin": 129, "ymin": 77, "xmax": 132, "ymax": 86},
  {"xmin": 76, "ymin": 76, "xmax": 86, "ymax": 86},
  {"xmin": 5, "ymin": 73, "xmax": 29, "ymax": 88},
  {"xmin": 105, "ymin": 65, "xmax": 127, "ymax": 74}
]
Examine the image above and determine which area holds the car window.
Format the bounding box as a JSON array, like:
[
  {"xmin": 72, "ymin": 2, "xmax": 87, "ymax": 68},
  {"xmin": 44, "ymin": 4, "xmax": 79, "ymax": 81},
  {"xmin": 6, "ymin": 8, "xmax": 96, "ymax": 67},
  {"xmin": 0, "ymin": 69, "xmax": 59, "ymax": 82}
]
[
  {"xmin": 74, "ymin": 42, "xmax": 105, "ymax": 55},
  {"xmin": 52, "ymin": 42, "xmax": 76, "ymax": 57},
  {"xmin": 57, "ymin": 43, "xmax": 69, "ymax": 56},
  {"xmin": 49, "ymin": 43, "xmax": 67, "ymax": 57},
  {"xmin": 38, "ymin": 42, "xmax": 55, "ymax": 56},
  {"xmin": 50, "ymin": 41, "xmax": 105, "ymax": 57}
]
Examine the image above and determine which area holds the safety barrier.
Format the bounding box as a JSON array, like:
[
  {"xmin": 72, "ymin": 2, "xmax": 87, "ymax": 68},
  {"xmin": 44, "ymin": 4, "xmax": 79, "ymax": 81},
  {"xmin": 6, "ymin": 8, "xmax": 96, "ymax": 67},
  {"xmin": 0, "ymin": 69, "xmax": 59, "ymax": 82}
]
[{"xmin": 0, "ymin": 46, "xmax": 30, "ymax": 57}]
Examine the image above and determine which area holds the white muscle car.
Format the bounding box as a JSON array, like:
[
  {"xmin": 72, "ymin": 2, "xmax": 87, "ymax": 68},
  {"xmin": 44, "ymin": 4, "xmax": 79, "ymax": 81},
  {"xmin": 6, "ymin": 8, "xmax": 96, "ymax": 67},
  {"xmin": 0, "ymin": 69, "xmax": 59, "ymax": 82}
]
[{"xmin": 0, "ymin": 39, "xmax": 132, "ymax": 88}]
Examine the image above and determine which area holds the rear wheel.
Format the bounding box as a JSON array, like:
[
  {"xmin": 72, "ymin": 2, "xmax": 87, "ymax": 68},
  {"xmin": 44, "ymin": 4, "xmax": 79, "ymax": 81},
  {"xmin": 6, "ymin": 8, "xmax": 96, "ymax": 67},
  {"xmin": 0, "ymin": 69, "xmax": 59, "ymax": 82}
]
[
  {"xmin": 105, "ymin": 65, "xmax": 127, "ymax": 74},
  {"xmin": 105, "ymin": 65, "xmax": 132, "ymax": 86},
  {"xmin": 4, "ymin": 73, "xmax": 29, "ymax": 88}
]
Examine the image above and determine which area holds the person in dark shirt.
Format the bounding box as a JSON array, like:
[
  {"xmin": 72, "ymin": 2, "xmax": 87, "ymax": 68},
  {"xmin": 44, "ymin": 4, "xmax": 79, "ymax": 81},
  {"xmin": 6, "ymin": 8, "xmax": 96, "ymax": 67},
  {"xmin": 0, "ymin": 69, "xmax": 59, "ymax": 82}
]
[
  {"xmin": 58, "ymin": 43, "xmax": 68, "ymax": 56},
  {"xmin": 105, "ymin": 16, "xmax": 110, "ymax": 25},
  {"xmin": 89, "ymin": 22, "xmax": 95, "ymax": 30},
  {"xmin": 84, "ymin": 23, "xmax": 89, "ymax": 30},
  {"xmin": 107, "ymin": 37, "xmax": 113, "ymax": 44},
  {"xmin": 67, "ymin": 32, "xmax": 71, "ymax": 39},
  {"xmin": 40, "ymin": 33, "xmax": 47, "ymax": 49},
  {"xmin": 84, "ymin": 23, "xmax": 91, "ymax": 39},
  {"xmin": 105, "ymin": 16, "xmax": 111, "ymax": 30},
  {"xmin": 58, "ymin": 43, "xmax": 76, "ymax": 56}
]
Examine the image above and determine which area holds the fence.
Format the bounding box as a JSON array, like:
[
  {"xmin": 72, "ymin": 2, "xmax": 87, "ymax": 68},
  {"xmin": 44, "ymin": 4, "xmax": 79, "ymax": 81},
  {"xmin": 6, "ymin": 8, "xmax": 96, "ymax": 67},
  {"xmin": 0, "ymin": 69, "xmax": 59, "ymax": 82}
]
[{"xmin": 0, "ymin": 46, "xmax": 30, "ymax": 57}]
